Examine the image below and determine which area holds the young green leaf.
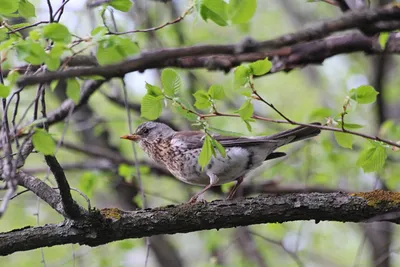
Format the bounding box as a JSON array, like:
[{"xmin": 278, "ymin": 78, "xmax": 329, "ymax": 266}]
[
  {"xmin": 334, "ymin": 132, "xmax": 353, "ymax": 149},
  {"xmin": 379, "ymin": 32, "xmax": 389, "ymax": 49},
  {"xmin": 161, "ymin": 68, "xmax": 181, "ymax": 97},
  {"xmin": 356, "ymin": 143, "xmax": 387, "ymax": 173},
  {"xmin": 43, "ymin": 23, "xmax": 71, "ymax": 43},
  {"xmin": 337, "ymin": 121, "xmax": 364, "ymax": 129},
  {"xmin": 141, "ymin": 94, "xmax": 163, "ymax": 120},
  {"xmin": 174, "ymin": 99, "xmax": 198, "ymax": 121},
  {"xmin": 32, "ymin": 129, "xmax": 56, "ymax": 155},
  {"xmin": 18, "ymin": 0, "xmax": 36, "ymax": 18},
  {"xmin": 234, "ymin": 65, "xmax": 251, "ymax": 88},
  {"xmin": 197, "ymin": 0, "xmax": 228, "ymax": 26},
  {"xmin": 350, "ymin": 85, "xmax": 379, "ymax": 104},
  {"xmin": 193, "ymin": 90, "xmax": 211, "ymax": 109},
  {"xmin": 211, "ymin": 138, "xmax": 226, "ymax": 157},
  {"xmin": 66, "ymin": 78, "xmax": 80, "ymax": 104},
  {"xmin": 198, "ymin": 135, "xmax": 214, "ymax": 169},
  {"xmin": 97, "ymin": 36, "xmax": 139, "ymax": 65},
  {"xmin": 228, "ymin": 0, "xmax": 257, "ymax": 24},
  {"xmin": 0, "ymin": 84, "xmax": 10, "ymax": 98},
  {"xmin": 235, "ymin": 100, "xmax": 253, "ymax": 120},
  {"xmin": 249, "ymin": 58, "xmax": 272, "ymax": 76},
  {"xmin": 45, "ymin": 56, "xmax": 60, "ymax": 71},
  {"xmin": 15, "ymin": 41, "xmax": 47, "ymax": 65},
  {"xmin": 208, "ymin": 84, "xmax": 225, "ymax": 100},
  {"xmin": 109, "ymin": 0, "xmax": 133, "ymax": 12},
  {"xmin": 0, "ymin": 0, "xmax": 19, "ymax": 14},
  {"xmin": 145, "ymin": 82, "xmax": 163, "ymax": 97}
]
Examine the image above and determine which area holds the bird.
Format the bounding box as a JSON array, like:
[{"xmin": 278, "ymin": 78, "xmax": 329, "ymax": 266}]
[{"xmin": 121, "ymin": 121, "xmax": 321, "ymax": 203}]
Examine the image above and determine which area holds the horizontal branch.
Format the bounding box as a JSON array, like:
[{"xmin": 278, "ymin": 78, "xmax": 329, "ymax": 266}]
[
  {"xmin": 1, "ymin": 191, "xmax": 400, "ymax": 256},
  {"xmin": 16, "ymin": 5, "xmax": 400, "ymax": 86}
]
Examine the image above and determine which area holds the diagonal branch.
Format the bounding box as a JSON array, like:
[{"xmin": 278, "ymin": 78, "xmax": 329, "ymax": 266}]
[
  {"xmin": 44, "ymin": 156, "xmax": 86, "ymax": 219},
  {"xmin": 1, "ymin": 191, "xmax": 400, "ymax": 256}
]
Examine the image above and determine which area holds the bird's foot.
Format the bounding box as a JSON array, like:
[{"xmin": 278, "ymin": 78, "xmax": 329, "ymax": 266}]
[{"xmin": 187, "ymin": 196, "xmax": 208, "ymax": 204}]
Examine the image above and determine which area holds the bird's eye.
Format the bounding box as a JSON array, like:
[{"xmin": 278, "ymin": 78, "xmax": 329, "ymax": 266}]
[{"xmin": 142, "ymin": 128, "xmax": 149, "ymax": 135}]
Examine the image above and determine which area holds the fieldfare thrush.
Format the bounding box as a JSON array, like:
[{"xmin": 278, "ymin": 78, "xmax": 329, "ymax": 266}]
[{"xmin": 121, "ymin": 121, "xmax": 321, "ymax": 203}]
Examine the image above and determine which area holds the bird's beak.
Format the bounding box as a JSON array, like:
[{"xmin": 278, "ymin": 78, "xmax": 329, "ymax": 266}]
[{"xmin": 120, "ymin": 134, "xmax": 140, "ymax": 142}]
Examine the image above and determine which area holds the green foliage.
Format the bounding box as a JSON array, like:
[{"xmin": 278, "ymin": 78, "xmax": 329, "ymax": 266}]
[
  {"xmin": 96, "ymin": 36, "xmax": 139, "ymax": 65},
  {"xmin": 0, "ymin": 0, "xmax": 19, "ymax": 15},
  {"xmin": 141, "ymin": 94, "xmax": 163, "ymax": 120},
  {"xmin": 228, "ymin": 0, "xmax": 257, "ymax": 24},
  {"xmin": 198, "ymin": 135, "xmax": 213, "ymax": 169},
  {"xmin": 234, "ymin": 65, "xmax": 251, "ymax": 88},
  {"xmin": 43, "ymin": 23, "xmax": 71, "ymax": 43},
  {"xmin": 66, "ymin": 78, "xmax": 81, "ymax": 104},
  {"xmin": 108, "ymin": 0, "xmax": 133, "ymax": 12},
  {"xmin": 18, "ymin": 0, "xmax": 36, "ymax": 18},
  {"xmin": 161, "ymin": 68, "xmax": 181, "ymax": 97},
  {"xmin": 196, "ymin": 0, "xmax": 257, "ymax": 26},
  {"xmin": 334, "ymin": 132, "xmax": 353, "ymax": 149},
  {"xmin": 32, "ymin": 129, "xmax": 56, "ymax": 155},
  {"xmin": 15, "ymin": 40, "xmax": 47, "ymax": 65},
  {"xmin": 197, "ymin": 0, "xmax": 229, "ymax": 26},
  {"xmin": 249, "ymin": 58, "xmax": 272, "ymax": 76},
  {"xmin": 145, "ymin": 82, "xmax": 163, "ymax": 97},
  {"xmin": 0, "ymin": 84, "xmax": 11, "ymax": 98},
  {"xmin": 236, "ymin": 100, "xmax": 253, "ymax": 120},
  {"xmin": 349, "ymin": 85, "xmax": 379, "ymax": 104},
  {"xmin": 193, "ymin": 90, "xmax": 211, "ymax": 109},
  {"xmin": 208, "ymin": 84, "xmax": 225, "ymax": 100},
  {"xmin": 356, "ymin": 142, "xmax": 387, "ymax": 173},
  {"xmin": 211, "ymin": 138, "xmax": 226, "ymax": 157}
]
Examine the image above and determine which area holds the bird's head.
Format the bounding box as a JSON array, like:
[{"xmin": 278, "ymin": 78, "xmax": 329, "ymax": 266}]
[{"xmin": 120, "ymin": 121, "xmax": 175, "ymax": 144}]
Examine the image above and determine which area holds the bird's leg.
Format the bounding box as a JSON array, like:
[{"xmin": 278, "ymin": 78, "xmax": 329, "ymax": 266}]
[
  {"xmin": 188, "ymin": 172, "xmax": 218, "ymax": 203},
  {"xmin": 226, "ymin": 176, "xmax": 244, "ymax": 200}
]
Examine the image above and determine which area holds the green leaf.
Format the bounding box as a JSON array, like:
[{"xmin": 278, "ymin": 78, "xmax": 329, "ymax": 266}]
[
  {"xmin": 0, "ymin": 84, "xmax": 11, "ymax": 98},
  {"xmin": 234, "ymin": 65, "xmax": 251, "ymax": 88},
  {"xmin": 197, "ymin": 0, "xmax": 228, "ymax": 26},
  {"xmin": 91, "ymin": 26, "xmax": 108, "ymax": 38},
  {"xmin": 66, "ymin": 78, "xmax": 80, "ymax": 103},
  {"xmin": 228, "ymin": 0, "xmax": 257, "ymax": 24},
  {"xmin": 193, "ymin": 90, "xmax": 211, "ymax": 110},
  {"xmin": 161, "ymin": 68, "xmax": 181, "ymax": 97},
  {"xmin": 118, "ymin": 164, "xmax": 134, "ymax": 179},
  {"xmin": 350, "ymin": 85, "xmax": 379, "ymax": 104},
  {"xmin": 235, "ymin": 100, "xmax": 253, "ymax": 120},
  {"xmin": 337, "ymin": 121, "xmax": 364, "ymax": 129},
  {"xmin": 0, "ymin": 27, "xmax": 8, "ymax": 43},
  {"xmin": 97, "ymin": 36, "xmax": 139, "ymax": 65},
  {"xmin": 243, "ymin": 119, "xmax": 254, "ymax": 132},
  {"xmin": 109, "ymin": 0, "xmax": 133, "ymax": 12},
  {"xmin": 28, "ymin": 29, "xmax": 40, "ymax": 41},
  {"xmin": 249, "ymin": 59, "xmax": 272, "ymax": 76},
  {"xmin": 379, "ymin": 32, "xmax": 389, "ymax": 49},
  {"xmin": 198, "ymin": 135, "xmax": 214, "ymax": 169},
  {"xmin": 141, "ymin": 94, "xmax": 162, "ymax": 120},
  {"xmin": 356, "ymin": 143, "xmax": 387, "ymax": 173},
  {"xmin": 0, "ymin": 0, "xmax": 19, "ymax": 14},
  {"xmin": 43, "ymin": 23, "xmax": 71, "ymax": 43},
  {"xmin": 208, "ymin": 84, "xmax": 225, "ymax": 100},
  {"xmin": 145, "ymin": 82, "xmax": 162, "ymax": 97},
  {"xmin": 15, "ymin": 41, "xmax": 47, "ymax": 65},
  {"xmin": 32, "ymin": 129, "xmax": 56, "ymax": 155},
  {"xmin": 45, "ymin": 56, "xmax": 60, "ymax": 71},
  {"xmin": 211, "ymin": 138, "xmax": 226, "ymax": 157},
  {"xmin": 334, "ymin": 132, "xmax": 353, "ymax": 149},
  {"xmin": 18, "ymin": 0, "xmax": 36, "ymax": 18},
  {"xmin": 6, "ymin": 70, "xmax": 20, "ymax": 86}
]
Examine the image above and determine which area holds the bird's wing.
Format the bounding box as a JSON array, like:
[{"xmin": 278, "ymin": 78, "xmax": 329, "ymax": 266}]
[{"xmin": 172, "ymin": 131, "xmax": 280, "ymax": 149}]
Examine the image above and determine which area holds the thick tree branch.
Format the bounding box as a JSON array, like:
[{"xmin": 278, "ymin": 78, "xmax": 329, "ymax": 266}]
[
  {"xmin": 1, "ymin": 191, "xmax": 400, "ymax": 256},
  {"xmin": 44, "ymin": 156, "xmax": 85, "ymax": 219},
  {"xmin": 16, "ymin": 5, "xmax": 400, "ymax": 86}
]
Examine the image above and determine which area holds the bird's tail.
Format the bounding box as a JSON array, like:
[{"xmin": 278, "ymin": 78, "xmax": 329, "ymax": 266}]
[{"xmin": 267, "ymin": 122, "xmax": 321, "ymax": 144}]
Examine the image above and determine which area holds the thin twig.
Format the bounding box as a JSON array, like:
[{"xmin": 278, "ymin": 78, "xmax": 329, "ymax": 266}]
[{"xmin": 110, "ymin": 6, "xmax": 193, "ymax": 35}]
